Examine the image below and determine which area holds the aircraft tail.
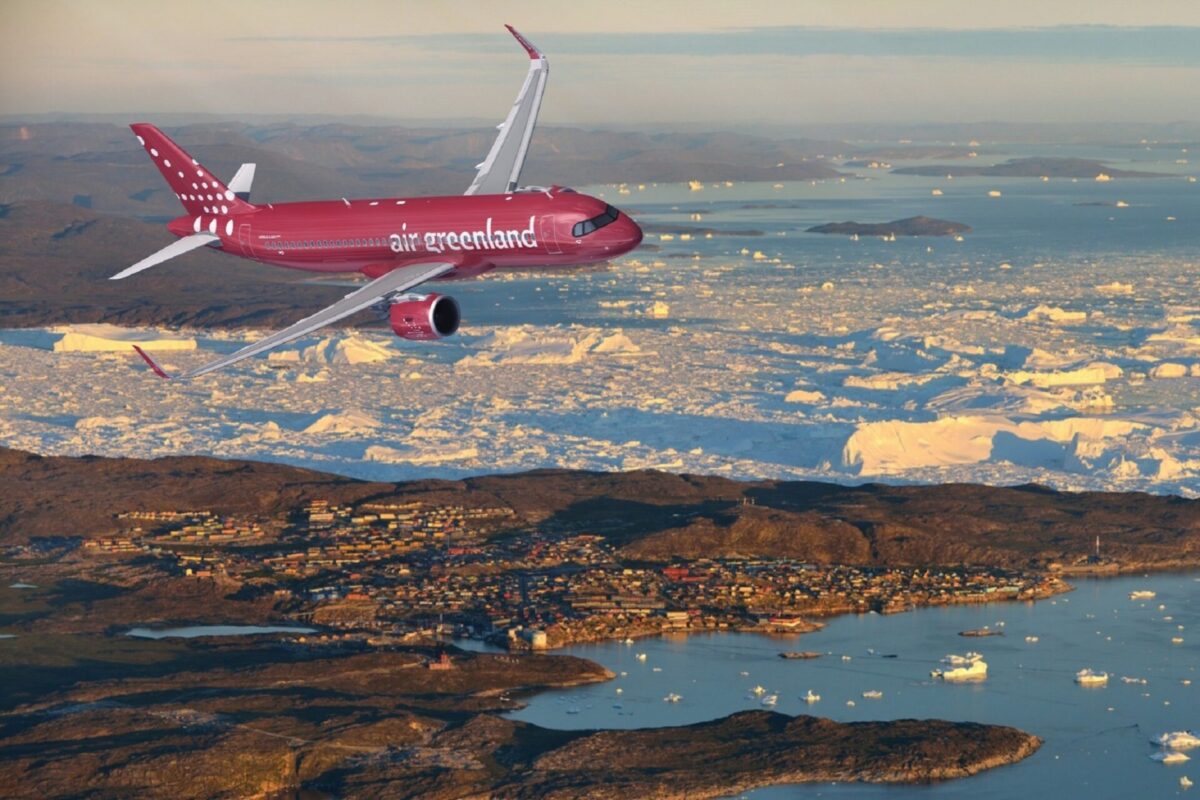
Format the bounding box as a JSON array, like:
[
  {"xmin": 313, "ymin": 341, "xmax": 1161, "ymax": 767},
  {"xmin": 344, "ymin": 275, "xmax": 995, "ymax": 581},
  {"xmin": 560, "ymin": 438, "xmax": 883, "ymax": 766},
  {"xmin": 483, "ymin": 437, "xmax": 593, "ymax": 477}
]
[{"xmin": 130, "ymin": 123, "xmax": 256, "ymax": 217}]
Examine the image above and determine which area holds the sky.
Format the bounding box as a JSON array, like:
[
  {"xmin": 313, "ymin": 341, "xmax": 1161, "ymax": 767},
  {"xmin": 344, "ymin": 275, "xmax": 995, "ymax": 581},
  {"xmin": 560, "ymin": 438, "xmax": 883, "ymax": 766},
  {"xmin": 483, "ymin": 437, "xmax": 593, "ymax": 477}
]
[{"xmin": 4, "ymin": 1, "xmax": 1200, "ymax": 128}]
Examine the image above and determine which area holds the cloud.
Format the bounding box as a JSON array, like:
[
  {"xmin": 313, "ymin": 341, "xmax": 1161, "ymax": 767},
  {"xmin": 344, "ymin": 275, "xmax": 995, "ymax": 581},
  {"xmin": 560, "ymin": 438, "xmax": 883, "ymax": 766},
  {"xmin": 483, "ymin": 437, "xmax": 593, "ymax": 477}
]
[{"xmin": 229, "ymin": 25, "xmax": 1200, "ymax": 67}]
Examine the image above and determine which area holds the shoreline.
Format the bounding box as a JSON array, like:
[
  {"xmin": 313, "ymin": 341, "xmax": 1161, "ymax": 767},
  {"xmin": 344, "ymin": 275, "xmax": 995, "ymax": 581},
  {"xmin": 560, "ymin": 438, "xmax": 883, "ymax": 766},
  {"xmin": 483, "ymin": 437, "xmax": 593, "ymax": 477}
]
[
  {"xmin": 482, "ymin": 566, "xmax": 1197, "ymax": 654},
  {"xmin": 487, "ymin": 573, "xmax": 1075, "ymax": 653}
]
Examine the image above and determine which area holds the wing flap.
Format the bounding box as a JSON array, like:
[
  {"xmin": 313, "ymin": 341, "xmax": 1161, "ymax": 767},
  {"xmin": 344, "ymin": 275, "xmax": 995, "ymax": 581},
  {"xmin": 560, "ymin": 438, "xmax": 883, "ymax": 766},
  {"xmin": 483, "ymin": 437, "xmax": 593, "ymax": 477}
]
[{"xmin": 138, "ymin": 262, "xmax": 454, "ymax": 380}]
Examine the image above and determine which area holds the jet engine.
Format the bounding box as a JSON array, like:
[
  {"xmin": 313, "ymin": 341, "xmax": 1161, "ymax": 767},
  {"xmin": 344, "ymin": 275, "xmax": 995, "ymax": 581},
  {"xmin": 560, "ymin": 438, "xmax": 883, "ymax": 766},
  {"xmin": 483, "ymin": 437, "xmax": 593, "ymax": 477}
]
[{"xmin": 388, "ymin": 293, "xmax": 461, "ymax": 341}]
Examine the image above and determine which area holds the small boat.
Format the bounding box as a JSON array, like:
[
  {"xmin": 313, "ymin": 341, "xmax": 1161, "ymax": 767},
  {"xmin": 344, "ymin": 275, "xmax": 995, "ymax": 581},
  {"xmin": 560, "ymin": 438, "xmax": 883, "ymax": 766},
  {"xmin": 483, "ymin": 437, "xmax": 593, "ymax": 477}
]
[
  {"xmin": 1174, "ymin": 637, "xmax": 1186, "ymax": 644},
  {"xmin": 761, "ymin": 694, "xmax": 778, "ymax": 707},
  {"xmin": 840, "ymin": 655, "xmax": 852, "ymax": 661},
  {"xmin": 635, "ymin": 653, "xmax": 647, "ymax": 662},
  {"xmin": 861, "ymin": 690, "xmax": 883, "ymax": 699},
  {"xmin": 1025, "ymin": 635, "xmax": 1039, "ymax": 643},
  {"xmin": 779, "ymin": 651, "xmax": 823, "ymax": 660},
  {"xmin": 1076, "ymin": 669, "xmax": 1109, "ymax": 687},
  {"xmin": 663, "ymin": 693, "xmax": 682, "ymax": 703},
  {"xmin": 752, "ymin": 685, "xmax": 766, "ymax": 696},
  {"xmin": 652, "ymin": 667, "xmax": 662, "ymax": 672},
  {"xmin": 803, "ymin": 690, "xmax": 820, "ymax": 703},
  {"xmin": 623, "ymin": 637, "xmax": 635, "ymax": 645},
  {"xmin": 1155, "ymin": 732, "xmax": 1200, "ymax": 751},
  {"xmin": 566, "ymin": 706, "xmax": 580, "ymax": 715},
  {"xmin": 1130, "ymin": 590, "xmax": 1157, "ymax": 600},
  {"xmin": 1121, "ymin": 676, "xmax": 1148, "ymax": 685},
  {"xmin": 1151, "ymin": 751, "xmax": 1191, "ymax": 764},
  {"xmin": 1182, "ymin": 775, "xmax": 1193, "ymax": 788},
  {"xmin": 960, "ymin": 628, "xmax": 1003, "ymax": 638},
  {"xmin": 846, "ymin": 700, "xmax": 856, "ymax": 707},
  {"xmin": 615, "ymin": 687, "xmax": 623, "ymax": 695}
]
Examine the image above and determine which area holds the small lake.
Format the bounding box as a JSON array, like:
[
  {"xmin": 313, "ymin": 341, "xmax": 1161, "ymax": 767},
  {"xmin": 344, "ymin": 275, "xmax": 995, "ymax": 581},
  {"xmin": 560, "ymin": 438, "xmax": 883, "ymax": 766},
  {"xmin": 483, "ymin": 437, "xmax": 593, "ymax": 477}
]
[
  {"xmin": 503, "ymin": 573, "xmax": 1199, "ymax": 799},
  {"xmin": 125, "ymin": 624, "xmax": 315, "ymax": 639}
]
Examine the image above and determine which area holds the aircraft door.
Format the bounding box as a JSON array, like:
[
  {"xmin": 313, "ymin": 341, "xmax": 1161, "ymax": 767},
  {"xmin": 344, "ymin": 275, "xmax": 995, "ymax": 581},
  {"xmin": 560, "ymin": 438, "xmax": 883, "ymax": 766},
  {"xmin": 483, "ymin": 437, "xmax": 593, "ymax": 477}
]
[
  {"xmin": 539, "ymin": 215, "xmax": 562, "ymax": 255},
  {"xmin": 237, "ymin": 224, "xmax": 253, "ymax": 257}
]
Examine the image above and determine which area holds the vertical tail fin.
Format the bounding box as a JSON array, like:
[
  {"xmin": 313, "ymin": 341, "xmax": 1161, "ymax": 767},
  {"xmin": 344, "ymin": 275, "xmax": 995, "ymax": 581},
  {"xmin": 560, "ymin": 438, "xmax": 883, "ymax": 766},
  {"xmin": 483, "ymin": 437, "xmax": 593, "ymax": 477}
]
[{"xmin": 130, "ymin": 123, "xmax": 256, "ymax": 217}]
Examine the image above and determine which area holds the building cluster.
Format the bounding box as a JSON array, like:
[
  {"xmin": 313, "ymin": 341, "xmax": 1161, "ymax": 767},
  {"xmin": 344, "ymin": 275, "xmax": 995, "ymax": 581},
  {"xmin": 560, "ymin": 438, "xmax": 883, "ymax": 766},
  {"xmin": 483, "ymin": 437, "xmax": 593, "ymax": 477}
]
[{"xmin": 80, "ymin": 499, "xmax": 1066, "ymax": 650}]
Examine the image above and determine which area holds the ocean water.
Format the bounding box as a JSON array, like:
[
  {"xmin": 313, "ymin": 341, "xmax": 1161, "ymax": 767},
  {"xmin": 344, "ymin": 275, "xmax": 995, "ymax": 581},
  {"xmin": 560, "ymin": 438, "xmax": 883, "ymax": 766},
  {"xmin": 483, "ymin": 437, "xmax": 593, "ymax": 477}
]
[
  {"xmin": 124, "ymin": 624, "xmax": 315, "ymax": 639},
  {"xmin": 2, "ymin": 142, "xmax": 1199, "ymax": 489},
  {"xmin": 505, "ymin": 573, "xmax": 1200, "ymax": 799}
]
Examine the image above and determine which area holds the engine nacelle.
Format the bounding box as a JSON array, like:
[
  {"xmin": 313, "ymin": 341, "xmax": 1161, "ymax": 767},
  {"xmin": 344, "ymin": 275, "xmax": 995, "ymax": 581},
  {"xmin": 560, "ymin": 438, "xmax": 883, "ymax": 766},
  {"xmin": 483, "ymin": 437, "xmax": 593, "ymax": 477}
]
[{"xmin": 388, "ymin": 293, "xmax": 461, "ymax": 341}]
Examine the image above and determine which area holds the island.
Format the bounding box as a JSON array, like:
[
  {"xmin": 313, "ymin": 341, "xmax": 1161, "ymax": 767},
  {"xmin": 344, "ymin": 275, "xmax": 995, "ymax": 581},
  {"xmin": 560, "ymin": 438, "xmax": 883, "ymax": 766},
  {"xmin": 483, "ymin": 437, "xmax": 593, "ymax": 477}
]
[
  {"xmin": 892, "ymin": 156, "xmax": 1170, "ymax": 179},
  {"xmin": 806, "ymin": 216, "xmax": 971, "ymax": 237}
]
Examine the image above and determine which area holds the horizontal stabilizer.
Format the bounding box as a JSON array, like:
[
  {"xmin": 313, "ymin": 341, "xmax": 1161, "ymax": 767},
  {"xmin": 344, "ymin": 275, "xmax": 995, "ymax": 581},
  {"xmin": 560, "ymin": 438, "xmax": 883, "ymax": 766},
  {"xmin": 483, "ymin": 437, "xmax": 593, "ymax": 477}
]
[
  {"xmin": 109, "ymin": 232, "xmax": 219, "ymax": 280},
  {"xmin": 228, "ymin": 163, "xmax": 256, "ymax": 201}
]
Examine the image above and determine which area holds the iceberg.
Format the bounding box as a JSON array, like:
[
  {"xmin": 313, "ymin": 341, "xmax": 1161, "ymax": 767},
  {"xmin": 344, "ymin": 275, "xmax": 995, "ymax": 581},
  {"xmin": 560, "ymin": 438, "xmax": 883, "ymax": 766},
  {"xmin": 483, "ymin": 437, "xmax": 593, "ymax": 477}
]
[{"xmin": 52, "ymin": 324, "xmax": 196, "ymax": 353}]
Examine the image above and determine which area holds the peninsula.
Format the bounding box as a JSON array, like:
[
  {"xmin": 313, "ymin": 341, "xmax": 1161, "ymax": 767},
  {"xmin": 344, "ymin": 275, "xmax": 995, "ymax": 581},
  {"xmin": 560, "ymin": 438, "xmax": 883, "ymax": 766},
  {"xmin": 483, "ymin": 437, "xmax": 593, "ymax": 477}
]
[{"xmin": 891, "ymin": 156, "xmax": 1170, "ymax": 179}]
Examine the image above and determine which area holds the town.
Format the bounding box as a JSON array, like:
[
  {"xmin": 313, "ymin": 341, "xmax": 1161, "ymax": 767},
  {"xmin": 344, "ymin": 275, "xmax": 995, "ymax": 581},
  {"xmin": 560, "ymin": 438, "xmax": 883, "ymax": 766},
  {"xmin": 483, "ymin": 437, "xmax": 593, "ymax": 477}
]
[{"xmin": 76, "ymin": 499, "xmax": 1069, "ymax": 650}]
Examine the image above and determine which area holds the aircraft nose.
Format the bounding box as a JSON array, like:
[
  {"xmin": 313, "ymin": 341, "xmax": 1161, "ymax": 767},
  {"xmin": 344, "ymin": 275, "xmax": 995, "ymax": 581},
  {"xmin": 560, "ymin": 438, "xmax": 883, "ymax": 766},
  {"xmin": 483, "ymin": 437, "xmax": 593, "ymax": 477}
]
[{"xmin": 618, "ymin": 215, "xmax": 643, "ymax": 252}]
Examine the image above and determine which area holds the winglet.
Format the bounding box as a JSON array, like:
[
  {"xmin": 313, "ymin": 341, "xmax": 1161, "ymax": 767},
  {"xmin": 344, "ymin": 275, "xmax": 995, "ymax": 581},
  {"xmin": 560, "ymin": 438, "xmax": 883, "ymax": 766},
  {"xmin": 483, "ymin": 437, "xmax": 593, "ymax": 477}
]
[
  {"xmin": 132, "ymin": 346, "xmax": 173, "ymax": 380},
  {"xmin": 505, "ymin": 24, "xmax": 543, "ymax": 59}
]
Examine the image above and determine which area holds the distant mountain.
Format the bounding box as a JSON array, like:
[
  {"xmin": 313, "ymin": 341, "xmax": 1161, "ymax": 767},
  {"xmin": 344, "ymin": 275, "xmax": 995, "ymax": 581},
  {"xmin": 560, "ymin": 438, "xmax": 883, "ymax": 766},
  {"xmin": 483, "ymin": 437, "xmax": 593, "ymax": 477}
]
[
  {"xmin": 0, "ymin": 202, "xmax": 351, "ymax": 328},
  {"xmin": 806, "ymin": 216, "xmax": 970, "ymax": 237},
  {"xmin": 0, "ymin": 121, "xmax": 843, "ymax": 218},
  {"xmin": 892, "ymin": 157, "xmax": 1170, "ymax": 179},
  {"xmin": 2, "ymin": 447, "xmax": 1196, "ymax": 570},
  {"xmin": 0, "ymin": 122, "xmax": 847, "ymax": 328}
]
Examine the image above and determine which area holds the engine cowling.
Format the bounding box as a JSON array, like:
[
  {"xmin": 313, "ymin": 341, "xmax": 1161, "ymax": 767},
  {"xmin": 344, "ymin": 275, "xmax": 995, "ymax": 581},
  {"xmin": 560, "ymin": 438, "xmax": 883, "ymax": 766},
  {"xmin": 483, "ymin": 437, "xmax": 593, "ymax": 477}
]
[{"xmin": 388, "ymin": 293, "xmax": 461, "ymax": 341}]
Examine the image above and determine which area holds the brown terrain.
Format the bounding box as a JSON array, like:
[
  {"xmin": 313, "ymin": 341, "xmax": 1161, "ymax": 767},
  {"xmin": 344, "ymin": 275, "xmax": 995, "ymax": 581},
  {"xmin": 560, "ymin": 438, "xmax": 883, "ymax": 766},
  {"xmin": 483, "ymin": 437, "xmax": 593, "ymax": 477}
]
[
  {"xmin": 6, "ymin": 446, "xmax": 1156, "ymax": 796},
  {"xmin": 0, "ymin": 650, "xmax": 1040, "ymax": 800},
  {"xmin": 2, "ymin": 447, "xmax": 1196, "ymax": 570}
]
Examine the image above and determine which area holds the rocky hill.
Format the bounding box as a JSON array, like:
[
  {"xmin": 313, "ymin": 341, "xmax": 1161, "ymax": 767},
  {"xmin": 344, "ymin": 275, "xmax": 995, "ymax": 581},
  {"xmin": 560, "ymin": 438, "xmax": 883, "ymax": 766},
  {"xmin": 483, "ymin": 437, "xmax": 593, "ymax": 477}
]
[{"xmin": 1, "ymin": 447, "xmax": 1196, "ymax": 569}]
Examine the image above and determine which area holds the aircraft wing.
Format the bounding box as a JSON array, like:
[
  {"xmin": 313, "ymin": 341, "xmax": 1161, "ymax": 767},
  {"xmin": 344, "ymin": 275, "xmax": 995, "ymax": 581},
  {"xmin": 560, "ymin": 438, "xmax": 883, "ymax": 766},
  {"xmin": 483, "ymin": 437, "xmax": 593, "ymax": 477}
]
[
  {"xmin": 134, "ymin": 261, "xmax": 454, "ymax": 380},
  {"xmin": 464, "ymin": 25, "xmax": 548, "ymax": 196}
]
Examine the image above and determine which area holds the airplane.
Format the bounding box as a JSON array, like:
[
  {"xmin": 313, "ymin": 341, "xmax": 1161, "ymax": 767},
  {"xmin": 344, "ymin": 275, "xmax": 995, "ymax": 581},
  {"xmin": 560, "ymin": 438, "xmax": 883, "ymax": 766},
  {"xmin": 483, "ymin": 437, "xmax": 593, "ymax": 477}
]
[{"xmin": 119, "ymin": 25, "xmax": 643, "ymax": 379}]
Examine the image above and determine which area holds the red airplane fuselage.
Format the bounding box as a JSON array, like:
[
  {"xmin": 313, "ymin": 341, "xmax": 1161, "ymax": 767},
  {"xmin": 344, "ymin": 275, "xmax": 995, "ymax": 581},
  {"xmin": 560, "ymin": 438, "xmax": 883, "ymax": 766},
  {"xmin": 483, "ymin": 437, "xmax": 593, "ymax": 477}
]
[{"xmin": 165, "ymin": 186, "xmax": 642, "ymax": 280}]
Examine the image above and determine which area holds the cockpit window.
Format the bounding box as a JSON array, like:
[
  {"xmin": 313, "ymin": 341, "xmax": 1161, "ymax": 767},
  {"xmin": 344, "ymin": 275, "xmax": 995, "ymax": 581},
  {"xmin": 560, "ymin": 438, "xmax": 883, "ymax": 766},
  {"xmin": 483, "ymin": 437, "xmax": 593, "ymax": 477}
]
[{"xmin": 572, "ymin": 204, "xmax": 620, "ymax": 237}]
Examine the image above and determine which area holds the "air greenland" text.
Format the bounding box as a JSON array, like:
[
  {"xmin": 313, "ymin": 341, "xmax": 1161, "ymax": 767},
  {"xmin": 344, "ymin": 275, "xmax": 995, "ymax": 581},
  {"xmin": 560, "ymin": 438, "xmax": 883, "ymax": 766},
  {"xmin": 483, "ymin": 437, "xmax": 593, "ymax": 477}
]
[{"xmin": 389, "ymin": 216, "xmax": 537, "ymax": 255}]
